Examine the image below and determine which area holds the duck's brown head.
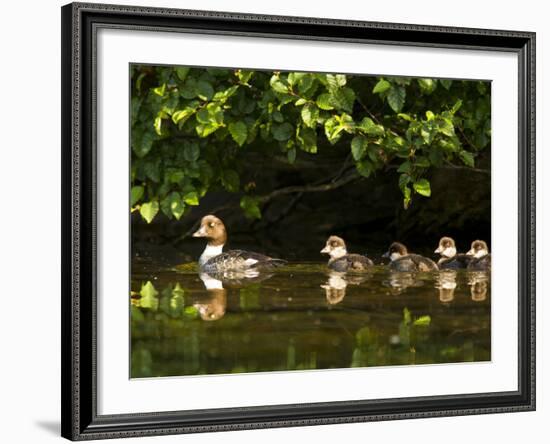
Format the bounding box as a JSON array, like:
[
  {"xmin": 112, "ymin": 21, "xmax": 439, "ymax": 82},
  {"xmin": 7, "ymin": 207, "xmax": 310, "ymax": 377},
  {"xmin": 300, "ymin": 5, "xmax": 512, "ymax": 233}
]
[
  {"xmin": 192, "ymin": 215, "xmax": 227, "ymax": 246},
  {"xmin": 383, "ymin": 242, "xmax": 408, "ymax": 261},
  {"xmin": 434, "ymin": 236, "xmax": 457, "ymax": 258},
  {"xmin": 467, "ymin": 240, "xmax": 489, "ymax": 258},
  {"xmin": 320, "ymin": 235, "xmax": 347, "ymax": 260}
]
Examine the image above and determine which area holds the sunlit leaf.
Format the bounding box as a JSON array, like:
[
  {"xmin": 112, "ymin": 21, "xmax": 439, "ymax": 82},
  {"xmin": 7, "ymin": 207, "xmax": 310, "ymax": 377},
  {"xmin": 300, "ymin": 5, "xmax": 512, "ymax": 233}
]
[
  {"xmin": 139, "ymin": 201, "xmax": 159, "ymax": 223},
  {"xmin": 413, "ymin": 179, "xmax": 431, "ymax": 197},
  {"xmin": 240, "ymin": 195, "xmax": 262, "ymax": 219},
  {"xmin": 372, "ymin": 78, "xmax": 391, "ymax": 94},
  {"xmin": 301, "ymin": 103, "xmax": 319, "ymax": 128},
  {"xmin": 413, "ymin": 315, "xmax": 431, "ymax": 326}
]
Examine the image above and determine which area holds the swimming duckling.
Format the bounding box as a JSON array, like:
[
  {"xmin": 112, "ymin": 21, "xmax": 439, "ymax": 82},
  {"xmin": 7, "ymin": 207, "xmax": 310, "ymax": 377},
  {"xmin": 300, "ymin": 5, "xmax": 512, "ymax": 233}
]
[
  {"xmin": 434, "ymin": 236, "xmax": 473, "ymax": 269},
  {"xmin": 383, "ymin": 242, "xmax": 438, "ymax": 272},
  {"xmin": 193, "ymin": 215, "xmax": 286, "ymax": 273},
  {"xmin": 466, "ymin": 240, "xmax": 491, "ymax": 271},
  {"xmin": 320, "ymin": 236, "xmax": 373, "ymax": 272}
]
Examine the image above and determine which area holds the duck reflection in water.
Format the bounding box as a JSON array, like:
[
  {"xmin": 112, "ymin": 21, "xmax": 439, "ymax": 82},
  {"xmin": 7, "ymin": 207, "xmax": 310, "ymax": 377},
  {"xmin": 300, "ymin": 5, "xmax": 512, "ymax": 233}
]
[
  {"xmin": 320, "ymin": 271, "xmax": 369, "ymax": 305},
  {"xmin": 436, "ymin": 270, "xmax": 457, "ymax": 303},
  {"xmin": 469, "ymin": 271, "xmax": 490, "ymax": 302},
  {"xmin": 195, "ymin": 271, "xmax": 275, "ymax": 321},
  {"xmin": 384, "ymin": 271, "xmax": 425, "ymax": 294},
  {"xmin": 194, "ymin": 273, "xmax": 227, "ymax": 321}
]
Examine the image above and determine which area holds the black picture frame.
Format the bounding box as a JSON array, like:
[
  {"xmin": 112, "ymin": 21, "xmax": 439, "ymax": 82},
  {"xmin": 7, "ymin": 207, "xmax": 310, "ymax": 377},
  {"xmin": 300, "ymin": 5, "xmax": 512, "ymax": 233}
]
[{"xmin": 61, "ymin": 2, "xmax": 536, "ymax": 440}]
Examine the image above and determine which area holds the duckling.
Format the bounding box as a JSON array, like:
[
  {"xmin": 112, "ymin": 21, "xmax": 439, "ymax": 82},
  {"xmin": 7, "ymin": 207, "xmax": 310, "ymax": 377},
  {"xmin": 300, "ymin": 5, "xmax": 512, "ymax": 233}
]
[
  {"xmin": 192, "ymin": 215, "xmax": 286, "ymax": 273},
  {"xmin": 320, "ymin": 235, "xmax": 373, "ymax": 272},
  {"xmin": 434, "ymin": 236, "xmax": 473, "ymax": 269},
  {"xmin": 383, "ymin": 242, "xmax": 438, "ymax": 272},
  {"xmin": 466, "ymin": 240, "xmax": 491, "ymax": 271}
]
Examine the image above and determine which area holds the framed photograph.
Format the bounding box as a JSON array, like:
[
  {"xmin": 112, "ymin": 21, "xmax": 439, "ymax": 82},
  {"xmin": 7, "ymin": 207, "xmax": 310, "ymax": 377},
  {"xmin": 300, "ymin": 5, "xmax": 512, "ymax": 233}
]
[{"xmin": 61, "ymin": 2, "xmax": 535, "ymax": 440}]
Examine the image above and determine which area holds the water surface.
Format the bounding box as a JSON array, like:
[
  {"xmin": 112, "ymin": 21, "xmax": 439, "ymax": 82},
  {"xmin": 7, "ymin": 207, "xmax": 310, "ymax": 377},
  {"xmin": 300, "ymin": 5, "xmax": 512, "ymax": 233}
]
[{"xmin": 131, "ymin": 258, "xmax": 490, "ymax": 378}]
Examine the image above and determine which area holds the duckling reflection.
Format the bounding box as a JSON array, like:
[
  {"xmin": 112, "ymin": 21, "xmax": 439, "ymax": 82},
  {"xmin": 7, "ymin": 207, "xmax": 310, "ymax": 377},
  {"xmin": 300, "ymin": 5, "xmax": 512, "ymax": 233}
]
[
  {"xmin": 436, "ymin": 270, "xmax": 457, "ymax": 303},
  {"xmin": 194, "ymin": 273, "xmax": 227, "ymax": 321},
  {"xmin": 320, "ymin": 271, "xmax": 369, "ymax": 305},
  {"xmin": 384, "ymin": 271, "xmax": 424, "ymax": 294},
  {"xmin": 468, "ymin": 271, "xmax": 490, "ymax": 302}
]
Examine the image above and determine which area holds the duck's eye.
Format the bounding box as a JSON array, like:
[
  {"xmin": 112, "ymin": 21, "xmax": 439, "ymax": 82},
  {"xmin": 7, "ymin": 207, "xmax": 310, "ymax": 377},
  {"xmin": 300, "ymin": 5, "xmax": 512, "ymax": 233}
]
[{"xmin": 209, "ymin": 222, "xmax": 215, "ymax": 228}]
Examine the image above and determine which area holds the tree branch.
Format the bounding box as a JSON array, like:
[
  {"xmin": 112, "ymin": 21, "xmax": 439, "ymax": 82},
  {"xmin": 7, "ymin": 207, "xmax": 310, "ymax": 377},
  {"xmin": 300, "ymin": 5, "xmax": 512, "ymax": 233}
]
[
  {"xmin": 177, "ymin": 170, "xmax": 361, "ymax": 241},
  {"xmin": 257, "ymin": 170, "xmax": 360, "ymax": 203}
]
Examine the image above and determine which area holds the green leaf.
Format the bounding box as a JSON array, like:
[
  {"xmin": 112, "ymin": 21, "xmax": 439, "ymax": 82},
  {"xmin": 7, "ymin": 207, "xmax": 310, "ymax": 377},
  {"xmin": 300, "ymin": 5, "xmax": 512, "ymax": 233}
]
[
  {"xmin": 329, "ymin": 87, "xmax": 355, "ymax": 113},
  {"xmin": 324, "ymin": 117, "xmax": 342, "ymax": 144},
  {"xmin": 357, "ymin": 117, "xmax": 384, "ymax": 136},
  {"xmin": 240, "ymin": 196, "xmax": 262, "ymax": 219},
  {"xmin": 351, "ymin": 136, "xmax": 368, "ymax": 161},
  {"xmin": 172, "ymin": 107, "xmax": 196, "ymax": 126},
  {"xmin": 196, "ymin": 80, "xmax": 214, "ymax": 101},
  {"xmin": 130, "ymin": 186, "xmax": 144, "ymax": 206},
  {"xmin": 402, "ymin": 185, "xmax": 411, "ymax": 209},
  {"xmin": 296, "ymin": 126, "xmax": 317, "ymax": 153},
  {"xmin": 184, "ymin": 143, "xmax": 200, "ymax": 162},
  {"xmin": 152, "ymin": 83, "xmax": 166, "ymax": 97},
  {"xmin": 440, "ymin": 79, "xmax": 452, "ymax": 90},
  {"xmin": 418, "ymin": 78, "xmax": 437, "ymax": 94},
  {"xmin": 236, "ymin": 70, "xmax": 254, "ymax": 84},
  {"xmin": 397, "ymin": 113, "xmax": 414, "ymax": 121},
  {"xmin": 316, "ymin": 93, "xmax": 334, "ymax": 110},
  {"xmin": 287, "ymin": 147, "xmax": 297, "ymax": 164},
  {"xmin": 228, "ymin": 121, "xmax": 248, "ymax": 146},
  {"xmin": 387, "ymin": 86, "xmax": 406, "ymax": 113},
  {"xmin": 301, "ymin": 103, "xmax": 319, "ymax": 128},
  {"xmin": 451, "ymin": 99, "xmax": 463, "ymax": 114},
  {"xmin": 413, "ymin": 179, "xmax": 431, "ymax": 197},
  {"xmin": 175, "ymin": 67, "xmax": 190, "ymax": 82},
  {"xmin": 413, "ymin": 315, "xmax": 431, "ymax": 326},
  {"xmin": 414, "ymin": 156, "xmax": 430, "ymax": 168},
  {"xmin": 272, "ymin": 122, "xmax": 293, "ymax": 141},
  {"xmin": 132, "ymin": 131, "xmax": 154, "ymax": 158},
  {"xmin": 270, "ymin": 75, "xmax": 289, "ymax": 94},
  {"xmin": 183, "ymin": 191, "xmax": 199, "ymax": 206},
  {"xmin": 356, "ymin": 160, "xmax": 373, "ymax": 178},
  {"xmin": 425, "ymin": 110, "xmax": 435, "ymax": 121},
  {"xmin": 397, "ymin": 161, "xmax": 411, "ymax": 173},
  {"xmin": 153, "ymin": 116, "xmax": 163, "ymax": 136},
  {"xmin": 213, "ymin": 85, "xmax": 239, "ymax": 102},
  {"xmin": 140, "ymin": 201, "xmax": 159, "ymax": 223},
  {"xmin": 180, "ymin": 78, "xmax": 197, "ymax": 99},
  {"xmin": 459, "ymin": 151, "xmax": 475, "ymax": 167},
  {"xmin": 143, "ymin": 160, "xmax": 160, "ymax": 182},
  {"xmin": 372, "ymin": 79, "xmax": 391, "ymax": 94},
  {"xmin": 166, "ymin": 192, "xmax": 185, "ymax": 220},
  {"xmin": 398, "ymin": 173, "xmax": 411, "ymax": 190},
  {"xmin": 222, "ymin": 170, "xmax": 240, "ymax": 192}
]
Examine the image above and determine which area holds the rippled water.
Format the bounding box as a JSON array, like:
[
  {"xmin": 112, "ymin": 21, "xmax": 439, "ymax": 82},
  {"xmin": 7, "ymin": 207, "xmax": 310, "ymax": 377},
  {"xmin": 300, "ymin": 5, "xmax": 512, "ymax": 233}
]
[{"xmin": 130, "ymin": 258, "xmax": 491, "ymax": 378}]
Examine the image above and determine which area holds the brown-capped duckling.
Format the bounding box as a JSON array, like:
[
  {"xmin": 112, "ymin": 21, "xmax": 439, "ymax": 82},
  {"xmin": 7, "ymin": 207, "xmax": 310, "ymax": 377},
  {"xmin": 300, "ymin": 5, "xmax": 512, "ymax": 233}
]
[
  {"xmin": 383, "ymin": 242, "xmax": 438, "ymax": 272},
  {"xmin": 466, "ymin": 240, "xmax": 491, "ymax": 271},
  {"xmin": 320, "ymin": 235, "xmax": 373, "ymax": 272},
  {"xmin": 434, "ymin": 236, "xmax": 473, "ymax": 269}
]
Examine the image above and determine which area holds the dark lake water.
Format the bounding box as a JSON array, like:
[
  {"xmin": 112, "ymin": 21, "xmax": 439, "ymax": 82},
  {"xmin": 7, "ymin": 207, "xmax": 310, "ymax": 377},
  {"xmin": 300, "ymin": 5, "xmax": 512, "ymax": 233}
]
[{"xmin": 130, "ymin": 257, "xmax": 491, "ymax": 378}]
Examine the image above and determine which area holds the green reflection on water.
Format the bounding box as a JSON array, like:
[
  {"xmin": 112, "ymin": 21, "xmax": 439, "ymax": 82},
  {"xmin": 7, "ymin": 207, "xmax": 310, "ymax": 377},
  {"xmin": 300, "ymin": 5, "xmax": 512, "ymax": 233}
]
[{"xmin": 130, "ymin": 261, "xmax": 490, "ymax": 378}]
